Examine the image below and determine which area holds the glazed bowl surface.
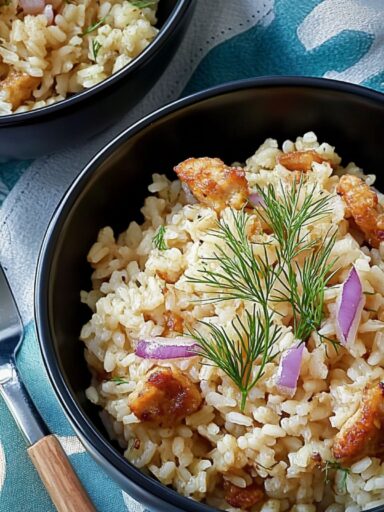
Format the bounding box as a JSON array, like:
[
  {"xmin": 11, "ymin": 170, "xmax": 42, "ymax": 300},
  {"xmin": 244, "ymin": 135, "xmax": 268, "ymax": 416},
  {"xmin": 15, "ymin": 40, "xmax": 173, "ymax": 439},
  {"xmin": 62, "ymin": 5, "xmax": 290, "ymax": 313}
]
[
  {"xmin": 35, "ymin": 77, "xmax": 384, "ymax": 512},
  {"xmin": 0, "ymin": 0, "xmax": 195, "ymax": 160}
]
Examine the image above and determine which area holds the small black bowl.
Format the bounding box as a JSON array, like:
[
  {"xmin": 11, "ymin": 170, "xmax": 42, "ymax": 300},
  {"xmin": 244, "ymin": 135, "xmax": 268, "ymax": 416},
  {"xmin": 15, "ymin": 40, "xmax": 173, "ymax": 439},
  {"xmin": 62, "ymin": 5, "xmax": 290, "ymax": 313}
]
[
  {"xmin": 0, "ymin": 0, "xmax": 195, "ymax": 160},
  {"xmin": 36, "ymin": 77, "xmax": 384, "ymax": 512}
]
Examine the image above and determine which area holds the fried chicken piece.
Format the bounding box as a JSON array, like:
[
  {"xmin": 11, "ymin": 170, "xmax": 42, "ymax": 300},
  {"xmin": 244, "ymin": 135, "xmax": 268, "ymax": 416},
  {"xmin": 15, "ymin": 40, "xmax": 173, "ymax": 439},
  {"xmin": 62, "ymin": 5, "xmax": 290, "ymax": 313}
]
[
  {"xmin": 332, "ymin": 382, "xmax": 384, "ymax": 463},
  {"xmin": 174, "ymin": 157, "xmax": 248, "ymax": 213},
  {"xmin": 0, "ymin": 70, "xmax": 40, "ymax": 109},
  {"xmin": 278, "ymin": 150, "xmax": 330, "ymax": 172},
  {"xmin": 163, "ymin": 310, "xmax": 184, "ymax": 335},
  {"xmin": 338, "ymin": 174, "xmax": 384, "ymax": 248},
  {"xmin": 223, "ymin": 481, "xmax": 264, "ymax": 510},
  {"xmin": 130, "ymin": 367, "xmax": 202, "ymax": 427}
]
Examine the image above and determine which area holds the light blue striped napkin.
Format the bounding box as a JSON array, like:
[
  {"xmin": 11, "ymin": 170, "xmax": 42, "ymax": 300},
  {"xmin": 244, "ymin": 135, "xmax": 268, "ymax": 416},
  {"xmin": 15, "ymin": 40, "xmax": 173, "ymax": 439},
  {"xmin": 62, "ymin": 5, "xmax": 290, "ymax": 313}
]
[{"xmin": 1, "ymin": 1, "xmax": 384, "ymax": 510}]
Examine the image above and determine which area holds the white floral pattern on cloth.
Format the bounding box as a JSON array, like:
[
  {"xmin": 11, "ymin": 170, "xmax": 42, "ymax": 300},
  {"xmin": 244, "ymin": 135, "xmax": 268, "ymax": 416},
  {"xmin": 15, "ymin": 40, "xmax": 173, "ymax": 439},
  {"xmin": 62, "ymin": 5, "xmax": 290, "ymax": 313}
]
[
  {"xmin": 298, "ymin": 0, "xmax": 384, "ymax": 83},
  {"xmin": 123, "ymin": 492, "xmax": 149, "ymax": 512}
]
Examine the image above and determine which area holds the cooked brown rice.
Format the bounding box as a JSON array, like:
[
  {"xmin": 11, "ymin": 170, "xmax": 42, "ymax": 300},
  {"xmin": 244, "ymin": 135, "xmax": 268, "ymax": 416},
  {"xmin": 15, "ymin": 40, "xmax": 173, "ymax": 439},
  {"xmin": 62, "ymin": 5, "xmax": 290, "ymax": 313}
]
[
  {"xmin": 81, "ymin": 132, "xmax": 384, "ymax": 511},
  {"xmin": 0, "ymin": 0, "xmax": 158, "ymax": 114}
]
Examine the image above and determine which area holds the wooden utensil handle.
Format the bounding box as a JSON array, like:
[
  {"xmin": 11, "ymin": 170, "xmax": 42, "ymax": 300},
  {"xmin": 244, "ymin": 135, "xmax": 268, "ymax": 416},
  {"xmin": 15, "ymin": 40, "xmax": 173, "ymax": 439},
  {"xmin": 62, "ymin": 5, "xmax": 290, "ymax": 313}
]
[{"xmin": 28, "ymin": 434, "xmax": 96, "ymax": 512}]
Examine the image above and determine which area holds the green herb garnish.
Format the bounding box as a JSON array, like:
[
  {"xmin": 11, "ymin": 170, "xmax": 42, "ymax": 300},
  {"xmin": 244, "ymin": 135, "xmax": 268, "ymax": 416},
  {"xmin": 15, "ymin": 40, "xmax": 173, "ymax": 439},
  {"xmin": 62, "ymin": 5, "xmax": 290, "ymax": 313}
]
[
  {"xmin": 153, "ymin": 225, "xmax": 167, "ymax": 250},
  {"xmin": 188, "ymin": 209, "xmax": 280, "ymax": 410},
  {"xmin": 186, "ymin": 178, "xmax": 338, "ymax": 407},
  {"xmin": 92, "ymin": 39, "xmax": 102, "ymax": 60},
  {"xmin": 188, "ymin": 208, "xmax": 276, "ymax": 305},
  {"xmin": 83, "ymin": 16, "xmax": 107, "ymax": 36},
  {"xmin": 323, "ymin": 460, "xmax": 350, "ymax": 492},
  {"xmin": 256, "ymin": 177, "xmax": 338, "ymax": 345},
  {"xmin": 273, "ymin": 231, "xmax": 337, "ymax": 342},
  {"xmin": 190, "ymin": 307, "xmax": 280, "ymax": 412},
  {"xmin": 256, "ymin": 177, "xmax": 333, "ymax": 263},
  {"xmin": 111, "ymin": 377, "xmax": 129, "ymax": 385},
  {"xmin": 130, "ymin": 0, "xmax": 157, "ymax": 8}
]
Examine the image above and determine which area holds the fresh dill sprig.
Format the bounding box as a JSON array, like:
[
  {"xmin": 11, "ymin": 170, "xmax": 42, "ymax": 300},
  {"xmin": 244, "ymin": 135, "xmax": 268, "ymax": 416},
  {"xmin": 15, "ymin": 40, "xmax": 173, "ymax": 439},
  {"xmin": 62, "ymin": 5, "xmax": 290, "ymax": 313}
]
[
  {"xmin": 256, "ymin": 176, "xmax": 333, "ymax": 262},
  {"xmin": 186, "ymin": 178, "xmax": 337, "ymax": 403},
  {"xmin": 153, "ymin": 225, "xmax": 167, "ymax": 250},
  {"xmin": 111, "ymin": 376, "xmax": 129, "ymax": 385},
  {"xmin": 131, "ymin": 0, "xmax": 157, "ymax": 7},
  {"xmin": 187, "ymin": 209, "xmax": 275, "ymax": 304},
  {"xmin": 190, "ymin": 307, "xmax": 281, "ymax": 411},
  {"xmin": 82, "ymin": 16, "xmax": 107, "ymax": 36},
  {"xmin": 256, "ymin": 177, "xmax": 338, "ymax": 344},
  {"xmin": 187, "ymin": 209, "xmax": 280, "ymax": 410},
  {"xmin": 92, "ymin": 39, "xmax": 102, "ymax": 60},
  {"xmin": 318, "ymin": 333, "xmax": 341, "ymax": 357},
  {"xmin": 323, "ymin": 460, "xmax": 350, "ymax": 492},
  {"xmin": 273, "ymin": 231, "xmax": 338, "ymax": 342}
]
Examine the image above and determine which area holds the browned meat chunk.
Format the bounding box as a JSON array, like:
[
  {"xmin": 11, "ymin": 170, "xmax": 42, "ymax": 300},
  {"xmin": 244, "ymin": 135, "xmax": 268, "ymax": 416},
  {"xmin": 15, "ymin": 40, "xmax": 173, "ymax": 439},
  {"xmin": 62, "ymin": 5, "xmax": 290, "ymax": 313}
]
[
  {"xmin": 174, "ymin": 157, "xmax": 248, "ymax": 213},
  {"xmin": 224, "ymin": 481, "xmax": 264, "ymax": 509},
  {"xmin": 1, "ymin": 70, "xmax": 40, "ymax": 109},
  {"xmin": 163, "ymin": 310, "xmax": 184, "ymax": 335},
  {"xmin": 338, "ymin": 174, "xmax": 384, "ymax": 248},
  {"xmin": 278, "ymin": 150, "xmax": 330, "ymax": 172},
  {"xmin": 130, "ymin": 368, "xmax": 202, "ymax": 427},
  {"xmin": 332, "ymin": 382, "xmax": 384, "ymax": 463}
]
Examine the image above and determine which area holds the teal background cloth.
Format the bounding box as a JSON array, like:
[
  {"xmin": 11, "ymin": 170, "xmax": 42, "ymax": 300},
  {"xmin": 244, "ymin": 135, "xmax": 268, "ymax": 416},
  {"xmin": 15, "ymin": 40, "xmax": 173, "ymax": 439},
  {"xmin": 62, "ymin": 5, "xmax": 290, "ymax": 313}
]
[{"xmin": 1, "ymin": 0, "xmax": 384, "ymax": 510}]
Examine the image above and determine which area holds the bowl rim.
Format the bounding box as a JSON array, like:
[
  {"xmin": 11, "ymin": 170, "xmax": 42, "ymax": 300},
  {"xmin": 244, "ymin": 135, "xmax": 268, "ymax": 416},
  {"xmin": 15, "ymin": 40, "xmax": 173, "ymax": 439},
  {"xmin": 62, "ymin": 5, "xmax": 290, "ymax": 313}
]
[
  {"xmin": 35, "ymin": 75, "xmax": 384, "ymax": 511},
  {"xmin": 0, "ymin": 0, "xmax": 193, "ymax": 126}
]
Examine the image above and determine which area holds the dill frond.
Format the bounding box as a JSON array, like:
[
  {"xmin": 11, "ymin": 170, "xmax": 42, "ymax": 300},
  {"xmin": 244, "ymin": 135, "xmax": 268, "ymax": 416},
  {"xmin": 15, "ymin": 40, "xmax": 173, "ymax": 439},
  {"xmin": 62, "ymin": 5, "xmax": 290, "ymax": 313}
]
[
  {"xmin": 190, "ymin": 307, "xmax": 281, "ymax": 411},
  {"xmin": 257, "ymin": 176, "xmax": 338, "ymax": 344},
  {"xmin": 187, "ymin": 209, "xmax": 275, "ymax": 304},
  {"xmin": 323, "ymin": 460, "xmax": 350, "ymax": 492},
  {"xmin": 186, "ymin": 177, "xmax": 338, "ymax": 402},
  {"xmin": 256, "ymin": 176, "xmax": 333, "ymax": 262},
  {"xmin": 273, "ymin": 230, "xmax": 338, "ymax": 342},
  {"xmin": 110, "ymin": 377, "xmax": 129, "ymax": 385},
  {"xmin": 92, "ymin": 39, "xmax": 102, "ymax": 60},
  {"xmin": 82, "ymin": 16, "xmax": 107, "ymax": 36},
  {"xmin": 153, "ymin": 225, "xmax": 167, "ymax": 250}
]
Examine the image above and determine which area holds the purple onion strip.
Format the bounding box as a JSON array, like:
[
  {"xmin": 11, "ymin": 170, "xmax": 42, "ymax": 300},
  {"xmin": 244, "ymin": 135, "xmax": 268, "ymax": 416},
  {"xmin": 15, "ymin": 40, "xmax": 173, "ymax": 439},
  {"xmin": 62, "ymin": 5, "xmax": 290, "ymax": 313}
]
[
  {"xmin": 276, "ymin": 343, "xmax": 304, "ymax": 397},
  {"xmin": 135, "ymin": 337, "xmax": 200, "ymax": 359},
  {"xmin": 336, "ymin": 266, "xmax": 364, "ymax": 346},
  {"xmin": 248, "ymin": 192, "xmax": 265, "ymax": 208}
]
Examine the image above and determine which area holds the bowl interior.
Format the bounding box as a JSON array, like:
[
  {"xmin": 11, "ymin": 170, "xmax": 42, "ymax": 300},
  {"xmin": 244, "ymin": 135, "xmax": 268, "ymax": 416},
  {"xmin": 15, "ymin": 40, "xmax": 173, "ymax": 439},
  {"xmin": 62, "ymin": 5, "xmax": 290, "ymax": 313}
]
[{"xmin": 38, "ymin": 79, "xmax": 384, "ymax": 510}]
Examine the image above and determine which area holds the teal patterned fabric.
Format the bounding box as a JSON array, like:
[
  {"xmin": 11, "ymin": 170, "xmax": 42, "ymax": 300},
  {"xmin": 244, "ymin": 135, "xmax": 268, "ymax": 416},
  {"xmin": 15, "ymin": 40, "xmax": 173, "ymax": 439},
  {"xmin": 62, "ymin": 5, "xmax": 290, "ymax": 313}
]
[
  {"xmin": 0, "ymin": 324, "xmax": 127, "ymax": 512},
  {"xmin": 1, "ymin": 1, "xmax": 384, "ymax": 511},
  {"xmin": 184, "ymin": 1, "xmax": 381, "ymax": 94},
  {"xmin": 0, "ymin": 161, "xmax": 31, "ymax": 206}
]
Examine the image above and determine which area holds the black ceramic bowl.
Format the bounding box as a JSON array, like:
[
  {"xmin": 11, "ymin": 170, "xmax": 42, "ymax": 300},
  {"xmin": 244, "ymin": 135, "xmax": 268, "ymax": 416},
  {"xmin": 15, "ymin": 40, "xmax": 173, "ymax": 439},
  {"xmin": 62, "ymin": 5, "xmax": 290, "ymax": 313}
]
[
  {"xmin": 0, "ymin": 0, "xmax": 195, "ymax": 160},
  {"xmin": 36, "ymin": 77, "xmax": 384, "ymax": 512}
]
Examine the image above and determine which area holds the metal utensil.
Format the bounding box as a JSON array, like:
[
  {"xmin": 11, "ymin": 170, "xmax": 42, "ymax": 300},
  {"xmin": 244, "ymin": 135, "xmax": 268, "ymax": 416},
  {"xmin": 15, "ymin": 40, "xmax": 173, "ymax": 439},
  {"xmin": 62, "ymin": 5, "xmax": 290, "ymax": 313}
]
[{"xmin": 0, "ymin": 264, "xmax": 95, "ymax": 512}]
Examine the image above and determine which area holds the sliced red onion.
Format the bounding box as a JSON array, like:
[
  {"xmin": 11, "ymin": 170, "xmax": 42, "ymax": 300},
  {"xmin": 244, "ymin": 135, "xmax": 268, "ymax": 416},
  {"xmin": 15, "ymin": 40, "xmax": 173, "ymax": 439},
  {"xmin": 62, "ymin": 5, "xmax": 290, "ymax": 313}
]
[
  {"xmin": 181, "ymin": 182, "xmax": 198, "ymax": 205},
  {"xmin": 335, "ymin": 266, "xmax": 364, "ymax": 346},
  {"xmin": 43, "ymin": 4, "xmax": 54, "ymax": 24},
  {"xmin": 248, "ymin": 192, "xmax": 265, "ymax": 208},
  {"xmin": 135, "ymin": 337, "xmax": 200, "ymax": 359},
  {"xmin": 20, "ymin": 0, "xmax": 46, "ymax": 15},
  {"xmin": 276, "ymin": 343, "xmax": 304, "ymax": 397}
]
